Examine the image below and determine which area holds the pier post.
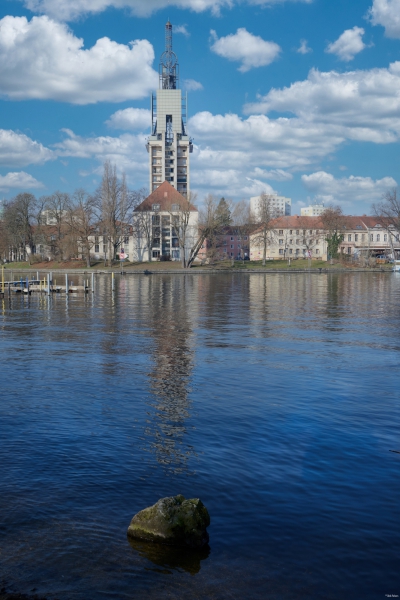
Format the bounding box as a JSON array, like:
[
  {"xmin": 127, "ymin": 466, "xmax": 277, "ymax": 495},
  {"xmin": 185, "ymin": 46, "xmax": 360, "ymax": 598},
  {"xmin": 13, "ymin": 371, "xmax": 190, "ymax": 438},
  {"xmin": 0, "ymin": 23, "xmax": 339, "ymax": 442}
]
[
  {"xmin": 112, "ymin": 271, "xmax": 115, "ymax": 291},
  {"xmin": 36, "ymin": 271, "xmax": 39, "ymax": 282},
  {"xmin": 65, "ymin": 274, "xmax": 69, "ymax": 294},
  {"xmin": 47, "ymin": 273, "xmax": 50, "ymax": 295},
  {"xmin": 91, "ymin": 272, "xmax": 94, "ymax": 293},
  {"xmin": 26, "ymin": 276, "xmax": 29, "ymax": 295}
]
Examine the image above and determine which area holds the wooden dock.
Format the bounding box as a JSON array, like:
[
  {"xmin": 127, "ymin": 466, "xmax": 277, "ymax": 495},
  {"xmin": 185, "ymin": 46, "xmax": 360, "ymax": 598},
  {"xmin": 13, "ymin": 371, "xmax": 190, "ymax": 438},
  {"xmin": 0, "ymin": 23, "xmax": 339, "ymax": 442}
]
[{"xmin": 3, "ymin": 281, "xmax": 90, "ymax": 294}]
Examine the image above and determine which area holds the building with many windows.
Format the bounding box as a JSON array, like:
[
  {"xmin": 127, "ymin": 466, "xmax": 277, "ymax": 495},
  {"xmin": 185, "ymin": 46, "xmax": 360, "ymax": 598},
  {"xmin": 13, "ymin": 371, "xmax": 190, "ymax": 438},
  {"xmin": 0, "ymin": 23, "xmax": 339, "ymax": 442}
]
[
  {"xmin": 249, "ymin": 215, "xmax": 400, "ymax": 261},
  {"xmin": 146, "ymin": 21, "xmax": 193, "ymax": 197},
  {"xmin": 131, "ymin": 181, "xmax": 198, "ymax": 262},
  {"xmin": 300, "ymin": 204, "xmax": 325, "ymax": 216},
  {"xmin": 250, "ymin": 194, "xmax": 291, "ymax": 218}
]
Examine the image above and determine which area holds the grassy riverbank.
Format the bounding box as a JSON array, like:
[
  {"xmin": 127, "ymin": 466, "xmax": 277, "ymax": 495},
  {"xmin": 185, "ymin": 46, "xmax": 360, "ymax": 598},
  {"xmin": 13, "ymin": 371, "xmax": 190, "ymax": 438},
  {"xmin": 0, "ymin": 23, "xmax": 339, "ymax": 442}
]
[{"xmin": 2, "ymin": 258, "xmax": 394, "ymax": 272}]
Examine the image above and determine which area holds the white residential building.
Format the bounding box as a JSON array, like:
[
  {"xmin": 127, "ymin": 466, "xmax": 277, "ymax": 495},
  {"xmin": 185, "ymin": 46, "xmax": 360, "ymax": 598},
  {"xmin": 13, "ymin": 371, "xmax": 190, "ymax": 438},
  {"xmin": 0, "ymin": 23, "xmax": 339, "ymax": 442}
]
[
  {"xmin": 132, "ymin": 181, "xmax": 198, "ymax": 262},
  {"xmin": 301, "ymin": 204, "xmax": 325, "ymax": 216},
  {"xmin": 146, "ymin": 21, "xmax": 192, "ymax": 197},
  {"xmin": 250, "ymin": 194, "xmax": 291, "ymax": 218}
]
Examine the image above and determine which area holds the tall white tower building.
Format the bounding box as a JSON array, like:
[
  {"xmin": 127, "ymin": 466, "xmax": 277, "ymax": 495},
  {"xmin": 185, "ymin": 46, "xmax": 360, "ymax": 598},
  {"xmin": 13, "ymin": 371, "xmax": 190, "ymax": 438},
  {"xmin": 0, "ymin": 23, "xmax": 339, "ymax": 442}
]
[{"xmin": 146, "ymin": 21, "xmax": 192, "ymax": 197}]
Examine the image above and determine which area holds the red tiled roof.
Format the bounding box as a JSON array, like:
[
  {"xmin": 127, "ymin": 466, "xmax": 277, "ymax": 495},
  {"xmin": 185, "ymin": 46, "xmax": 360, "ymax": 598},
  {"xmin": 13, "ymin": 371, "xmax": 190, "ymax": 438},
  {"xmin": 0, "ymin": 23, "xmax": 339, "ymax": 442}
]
[
  {"xmin": 135, "ymin": 181, "xmax": 197, "ymax": 212},
  {"xmin": 252, "ymin": 214, "xmax": 390, "ymax": 234}
]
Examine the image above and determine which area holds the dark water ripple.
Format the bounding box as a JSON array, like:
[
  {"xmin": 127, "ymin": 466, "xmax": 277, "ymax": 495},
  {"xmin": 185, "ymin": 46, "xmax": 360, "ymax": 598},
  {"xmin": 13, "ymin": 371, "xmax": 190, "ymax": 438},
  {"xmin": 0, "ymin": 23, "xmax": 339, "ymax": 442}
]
[{"xmin": 0, "ymin": 272, "xmax": 400, "ymax": 599}]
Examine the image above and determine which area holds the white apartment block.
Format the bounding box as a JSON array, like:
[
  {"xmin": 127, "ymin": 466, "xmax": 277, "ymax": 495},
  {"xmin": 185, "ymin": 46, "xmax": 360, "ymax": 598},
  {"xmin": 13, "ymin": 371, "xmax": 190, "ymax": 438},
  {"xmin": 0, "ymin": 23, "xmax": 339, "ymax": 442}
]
[
  {"xmin": 250, "ymin": 194, "xmax": 291, "ymax": 218},
  {"xmin": 146, "ymin": 21, "xmax": 192, "ymax": 197},
  {"xmin": 131, "ymin": 181, "xmax": 198, "ymax": 262},
  {"xmin": 301, "ymin": 204, "xmax": 325, "ymax": 216}
]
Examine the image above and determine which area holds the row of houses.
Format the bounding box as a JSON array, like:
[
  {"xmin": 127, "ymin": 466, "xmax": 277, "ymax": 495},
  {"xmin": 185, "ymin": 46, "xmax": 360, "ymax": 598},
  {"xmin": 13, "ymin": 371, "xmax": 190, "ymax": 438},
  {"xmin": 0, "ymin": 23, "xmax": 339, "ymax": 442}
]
[{"xmin": 3, "ymin": 182, "xmax": 400, "ymax": 264}]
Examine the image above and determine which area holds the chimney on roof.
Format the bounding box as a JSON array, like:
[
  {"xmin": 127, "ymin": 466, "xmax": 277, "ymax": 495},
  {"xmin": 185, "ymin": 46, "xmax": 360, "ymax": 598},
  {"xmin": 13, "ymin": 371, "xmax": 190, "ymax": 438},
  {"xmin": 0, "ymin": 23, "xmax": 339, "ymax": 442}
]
[{"xmin": 164, "ymin": 192, "xmax": 168, "ymax": 197}]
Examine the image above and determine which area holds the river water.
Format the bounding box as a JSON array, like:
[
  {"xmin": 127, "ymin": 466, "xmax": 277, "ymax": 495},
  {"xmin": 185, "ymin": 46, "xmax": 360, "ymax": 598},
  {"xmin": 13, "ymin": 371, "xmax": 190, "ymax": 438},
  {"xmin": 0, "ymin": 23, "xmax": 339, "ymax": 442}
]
[{"xmin": 0, "ymin": 272, "xmax": 399, "ymax": 599}]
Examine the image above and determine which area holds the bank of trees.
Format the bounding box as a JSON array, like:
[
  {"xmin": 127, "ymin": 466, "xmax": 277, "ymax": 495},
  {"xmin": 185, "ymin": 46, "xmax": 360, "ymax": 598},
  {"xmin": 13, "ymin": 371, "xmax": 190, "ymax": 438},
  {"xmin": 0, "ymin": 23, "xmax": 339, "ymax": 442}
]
[{"xmin": 0, "ymin": 161, "xmax": 144, "ymax": 266}]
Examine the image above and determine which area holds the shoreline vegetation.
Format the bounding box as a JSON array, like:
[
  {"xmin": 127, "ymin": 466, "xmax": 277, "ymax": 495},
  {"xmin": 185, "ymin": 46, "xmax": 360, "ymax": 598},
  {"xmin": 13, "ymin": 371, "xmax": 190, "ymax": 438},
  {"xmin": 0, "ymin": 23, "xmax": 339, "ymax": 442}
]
[{"xmin": 1, "ymin": 258, "xmax": 394, "ymax": 273}]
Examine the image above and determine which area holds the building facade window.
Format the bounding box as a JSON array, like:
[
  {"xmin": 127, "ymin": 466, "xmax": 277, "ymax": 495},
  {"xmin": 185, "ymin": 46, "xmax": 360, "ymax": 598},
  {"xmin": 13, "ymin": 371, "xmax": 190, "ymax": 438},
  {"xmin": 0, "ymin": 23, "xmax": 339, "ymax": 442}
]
[
  {"xmin": 377, "ymin": 234, "xmax": 380, "ymax": 241},
  {"xmin": 279, "ymin": 239, "xmax": 283, "ymax": 244},
  {"xmin": 95, "ymin": 244, "xmax": 99, "ymax": 253},
  {"xmin": 370, "ymin": 234, "xmax": 374, "ymax": 241},
  {"xmin": 279, "ymin": 249, "xmax": 284, "ymax": 254},
  {"xmin": 348, "ymin": 235, "xmax": 352, "ymax": 242},
  {"xmin": 347, "ymin": 247, "xmax": 351, "ymax": 254},
  {"xmin": 279, "ymin": 230, "xmax": 283, "ymax": 235},
  {"xmin": 355, "ymin": 234, "xmax": 358, "ymax": 242},
  {"xmin": 384, "ymin": 234, "xmax": 387, "ymax": 241}
]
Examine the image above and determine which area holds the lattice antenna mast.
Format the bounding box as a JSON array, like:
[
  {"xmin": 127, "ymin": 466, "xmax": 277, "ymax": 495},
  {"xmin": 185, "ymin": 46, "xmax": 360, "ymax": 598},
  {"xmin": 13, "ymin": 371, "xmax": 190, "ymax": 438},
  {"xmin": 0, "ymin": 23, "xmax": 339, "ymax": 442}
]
[{"xmin": 159, "ymin": 21, "xmax": 179, "ymax": 90}]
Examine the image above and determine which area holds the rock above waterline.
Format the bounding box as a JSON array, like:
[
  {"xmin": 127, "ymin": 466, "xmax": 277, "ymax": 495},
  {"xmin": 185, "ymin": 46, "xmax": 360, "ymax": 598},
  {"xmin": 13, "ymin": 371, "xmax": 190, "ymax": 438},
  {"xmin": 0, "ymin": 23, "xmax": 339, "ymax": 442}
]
[{"xmin": 127, "ymin": 495, "xmax": 210, "ymax": 548}]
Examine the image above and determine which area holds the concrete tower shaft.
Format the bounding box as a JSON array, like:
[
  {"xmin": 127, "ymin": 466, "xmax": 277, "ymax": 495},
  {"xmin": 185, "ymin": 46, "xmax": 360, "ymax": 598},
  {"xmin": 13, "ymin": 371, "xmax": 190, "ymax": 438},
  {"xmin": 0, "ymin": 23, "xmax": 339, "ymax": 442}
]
[{"xmin": 146, "ymin": 21, "xmax": 193, "ymax": 197}]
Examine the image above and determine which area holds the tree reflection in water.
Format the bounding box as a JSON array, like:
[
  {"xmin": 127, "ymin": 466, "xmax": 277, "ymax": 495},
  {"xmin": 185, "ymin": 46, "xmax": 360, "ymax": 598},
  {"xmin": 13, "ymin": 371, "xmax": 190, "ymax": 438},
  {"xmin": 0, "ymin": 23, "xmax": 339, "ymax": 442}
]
[{"xmin": 143, "ymin": 276, "xmax": 197, "ymax": 475}]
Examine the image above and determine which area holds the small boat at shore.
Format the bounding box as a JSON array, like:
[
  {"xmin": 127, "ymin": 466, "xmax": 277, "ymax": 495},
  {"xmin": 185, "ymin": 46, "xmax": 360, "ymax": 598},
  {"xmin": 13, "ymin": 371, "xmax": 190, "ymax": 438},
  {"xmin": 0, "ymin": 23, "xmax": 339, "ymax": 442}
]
[{"xmin": 393, "ymin": 260, "xmax": 400, "ymax": 272}]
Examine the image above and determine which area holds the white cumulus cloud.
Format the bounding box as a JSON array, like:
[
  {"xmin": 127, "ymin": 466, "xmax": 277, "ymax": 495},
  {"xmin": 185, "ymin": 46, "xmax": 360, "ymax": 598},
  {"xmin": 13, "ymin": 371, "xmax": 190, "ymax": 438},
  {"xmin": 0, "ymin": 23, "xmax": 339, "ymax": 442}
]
[
  {"xmin": 106, "ymin": 108, "xmax": 151, "ymax": 131},
  {"xmin": 183, "ymin": 79, "xmax": 204, "ymax": 91},
  {"xmin": 301, "ymin": 171, "xmax": 397, "ymax": 204},
  {"xmin": 326, "ymin": 26, "xmax": 366, "ymax": 61},
  {"xmin": 297, "ymin": 39, "xmax": 312, "ymax": 54},
  {"xmin": 210, "ymin": 28, "xmax": 281, "ymax": 72},
  {"xmin": 252, "ymin": 167, "xmax": 293, "ymax": 181},
  {"xmin": 173, "ymin": 24, "xmax": 190, "ymax": 37},
  {"xmin": 54, "ymin": 129, "xmax": 149, "ymax": 185},
  {"xmin": 244, "ymin": 62, "xmax": 400, "ymax": 144},
  {"xmin": 369, "ymin": 0, "xmax": 400, "ymax": 38},
  {"xmin": 0, "ymin": 15, "xmax": 158, "ymax": 104},
  {"xmin": 0, "ymin": 171, "xmax": 44, "ymax": 191},
  {"xmin": 21, "ymin": 0, "xmax": 314, "ymax": 21},
  {"xmin": 0, "ymin": 129, "xmax": 54, "ymax": 167}
]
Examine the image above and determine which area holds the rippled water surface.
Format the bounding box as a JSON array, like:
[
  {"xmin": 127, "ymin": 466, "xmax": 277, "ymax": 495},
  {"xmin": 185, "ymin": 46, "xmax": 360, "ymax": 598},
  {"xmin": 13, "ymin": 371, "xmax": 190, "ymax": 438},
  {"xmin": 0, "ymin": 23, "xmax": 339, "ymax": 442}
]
[{"xmin": 1, "ymin": 272, "xmax": 399, "ymax": 599}]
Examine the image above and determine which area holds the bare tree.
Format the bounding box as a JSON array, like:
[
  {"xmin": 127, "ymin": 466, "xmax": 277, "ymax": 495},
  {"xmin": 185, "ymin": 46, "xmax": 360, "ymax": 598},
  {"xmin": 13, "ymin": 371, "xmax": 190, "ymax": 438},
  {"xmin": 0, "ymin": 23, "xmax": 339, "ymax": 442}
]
[
  {"xmin": 0, "ymin": 214, "xmax": 12, "ymax": 262},
  {"xmin": 66, "ymin": 189, "xmax": 98, "ymax": 267},
  {"xmin": 372, "ymin": 187, "xmax": 400, "ymax": 258},
  {"xmin": 95, "ymin": 161, "xmax": 137, "ymax": 266},
  {"xmin": 43, "ymin": 191, "xmax": 70, "ymax": 258},
  {"xmin": 166, "ymin": 192, "xmax": 199, "ymax": 268},
  {"xmin": 132, "ymin": 189, "xmax": 155, "ymax": 262},
  {"xmin": 295, "ymin": 216, "xmax": 323, "ymax": 265},
  {"xmin": 250, "ymin": 193, "xmax": 280, "ymax": 266},
  {"xmin": 185, "ymin": 194, "xmax": 230, "ymax": 269},
  {"xmin": 2, "ymin": 193, "xmax": 37, "ymax": 263},
  {"xmin": 232, "ymin": 199, "xmax": 251, "ymax": 263},
  {"xmin": 320, "ymin": 205, "xmax": 346, "ymax": 260}
]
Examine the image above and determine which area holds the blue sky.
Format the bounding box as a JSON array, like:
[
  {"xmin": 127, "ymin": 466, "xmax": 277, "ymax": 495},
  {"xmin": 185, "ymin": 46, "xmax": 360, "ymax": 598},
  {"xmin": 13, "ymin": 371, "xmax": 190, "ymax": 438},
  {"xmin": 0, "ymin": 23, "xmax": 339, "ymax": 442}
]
[{"xmin": 0, "ymin": 0, "xmax": 399, "ymax": 214}]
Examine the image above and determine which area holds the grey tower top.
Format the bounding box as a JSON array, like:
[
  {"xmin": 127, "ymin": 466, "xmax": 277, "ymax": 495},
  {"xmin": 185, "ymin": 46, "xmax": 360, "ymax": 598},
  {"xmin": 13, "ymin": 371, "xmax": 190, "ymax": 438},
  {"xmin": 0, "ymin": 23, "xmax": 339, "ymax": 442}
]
[{"xmin": 159, "ymin": 20, "xmax": 179, "ymax": 90}]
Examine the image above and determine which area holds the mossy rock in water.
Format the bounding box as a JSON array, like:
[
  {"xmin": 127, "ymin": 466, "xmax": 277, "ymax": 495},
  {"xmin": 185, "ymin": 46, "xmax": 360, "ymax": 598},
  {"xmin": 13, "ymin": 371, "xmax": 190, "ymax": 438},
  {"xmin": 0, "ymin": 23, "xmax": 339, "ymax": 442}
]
[{"xmin": 127, "ymin": 494, "xmax": 210, "ymax": 548}]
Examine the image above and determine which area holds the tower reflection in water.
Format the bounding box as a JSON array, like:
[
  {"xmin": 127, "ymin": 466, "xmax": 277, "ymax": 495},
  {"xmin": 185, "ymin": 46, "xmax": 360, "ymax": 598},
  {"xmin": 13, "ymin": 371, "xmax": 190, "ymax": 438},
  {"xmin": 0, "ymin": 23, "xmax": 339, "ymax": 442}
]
[{"xmin": 141, "ymin": 275, "xmax": 197, "ymax": 475}]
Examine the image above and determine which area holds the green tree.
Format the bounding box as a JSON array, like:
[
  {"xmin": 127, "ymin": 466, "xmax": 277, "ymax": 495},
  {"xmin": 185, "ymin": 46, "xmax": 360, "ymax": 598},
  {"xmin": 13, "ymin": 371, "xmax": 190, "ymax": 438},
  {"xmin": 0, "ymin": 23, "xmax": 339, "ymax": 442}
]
[
  {"xmin": 320, "ymin": 206, "xmax": 345, "ymax": 259},
  {"xmin": 215, "ymin": 197, "xmax": 231, "ymax": 226}
]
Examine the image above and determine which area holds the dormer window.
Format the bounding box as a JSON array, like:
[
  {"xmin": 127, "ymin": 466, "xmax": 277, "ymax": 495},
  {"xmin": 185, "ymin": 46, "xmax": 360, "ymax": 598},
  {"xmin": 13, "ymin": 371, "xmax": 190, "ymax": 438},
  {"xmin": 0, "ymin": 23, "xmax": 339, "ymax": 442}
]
[
  {"xmin": 172, "ymin": 204, "xmax": 179, "ymax": 211},
  {"xmin": 152, "ymin": 204, "xmax": 160, "ymax": 211}
]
